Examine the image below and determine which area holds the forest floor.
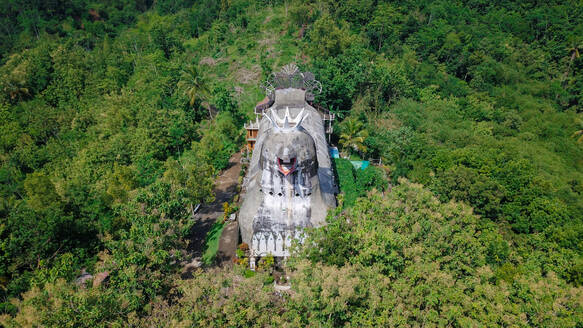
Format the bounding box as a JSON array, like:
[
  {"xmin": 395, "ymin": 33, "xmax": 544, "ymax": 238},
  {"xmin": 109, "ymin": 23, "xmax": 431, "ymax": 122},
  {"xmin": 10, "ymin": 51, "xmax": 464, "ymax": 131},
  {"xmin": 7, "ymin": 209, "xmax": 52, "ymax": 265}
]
[{"xmin": 182, "ymin": 151, "xmax": 242, "ymax": 277}]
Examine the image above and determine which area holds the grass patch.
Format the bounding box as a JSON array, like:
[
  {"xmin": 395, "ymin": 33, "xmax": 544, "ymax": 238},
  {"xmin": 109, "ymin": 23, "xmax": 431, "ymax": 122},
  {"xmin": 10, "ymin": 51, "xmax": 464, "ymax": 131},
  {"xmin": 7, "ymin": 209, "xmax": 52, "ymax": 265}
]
[
  {"xmin": 334, "ymin": 158, "xmax": 358, "ymax": 207},
  {"xmin": 202, "ymin": 218, "xmax": 226, "ymax": 265}
]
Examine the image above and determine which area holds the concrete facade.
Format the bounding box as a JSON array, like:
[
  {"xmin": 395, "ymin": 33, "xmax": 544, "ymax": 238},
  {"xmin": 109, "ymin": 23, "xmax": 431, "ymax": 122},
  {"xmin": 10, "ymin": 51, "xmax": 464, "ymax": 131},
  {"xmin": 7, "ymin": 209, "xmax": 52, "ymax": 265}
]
[{"xmin": 239, "ymin": 86, "xmax": 336, "ymax": 261}]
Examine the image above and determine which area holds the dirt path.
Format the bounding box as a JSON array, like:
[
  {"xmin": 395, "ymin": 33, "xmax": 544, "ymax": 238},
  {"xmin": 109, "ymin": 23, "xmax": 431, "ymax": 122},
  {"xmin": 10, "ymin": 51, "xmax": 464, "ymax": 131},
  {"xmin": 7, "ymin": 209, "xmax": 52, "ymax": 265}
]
[
  {"xmin": 216, "ymin": 220, "xmax": 239, "ymax": 267},
  {"xmin": 182, "ymin": 152, "xmax": 242, "ymax": 276}
]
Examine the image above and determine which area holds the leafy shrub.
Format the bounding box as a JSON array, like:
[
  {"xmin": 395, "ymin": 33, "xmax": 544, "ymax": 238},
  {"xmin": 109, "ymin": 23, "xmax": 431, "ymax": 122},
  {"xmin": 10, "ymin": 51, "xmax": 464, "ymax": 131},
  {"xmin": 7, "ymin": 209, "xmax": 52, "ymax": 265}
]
[
  {"xmin": 355, "ymin": 166, "xmax": 388, "ymax": 193},
  {"xmin": 198, "ymin": 112, "xmax": 242, "ymax": 171}
]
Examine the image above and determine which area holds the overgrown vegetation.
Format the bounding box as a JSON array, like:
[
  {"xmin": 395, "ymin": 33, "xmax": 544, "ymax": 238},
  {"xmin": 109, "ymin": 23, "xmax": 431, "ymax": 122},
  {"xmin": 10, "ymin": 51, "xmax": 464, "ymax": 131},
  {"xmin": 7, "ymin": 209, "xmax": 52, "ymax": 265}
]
[
  {"xmin": 1, "ymin": 0, "xmax": 582, "ymax": 326},
  {"xmin": 334, "ymin": 158, "xmax": 387, "ymax": 207},
  {"xmin": 5, "ymin": 181, "xmax": 582, "ymax": 326},
  {"xmin": 0, "ymin": 0, "xmax": 247, "ymax": 315}
]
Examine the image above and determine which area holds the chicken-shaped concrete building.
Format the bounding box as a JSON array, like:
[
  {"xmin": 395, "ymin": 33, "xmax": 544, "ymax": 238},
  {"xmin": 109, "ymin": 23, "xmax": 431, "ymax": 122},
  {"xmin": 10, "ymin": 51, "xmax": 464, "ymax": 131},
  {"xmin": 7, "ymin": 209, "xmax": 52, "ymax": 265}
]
[{"xmin": 239, "ymin": 64, "xmax": 336, "ymax": 267}]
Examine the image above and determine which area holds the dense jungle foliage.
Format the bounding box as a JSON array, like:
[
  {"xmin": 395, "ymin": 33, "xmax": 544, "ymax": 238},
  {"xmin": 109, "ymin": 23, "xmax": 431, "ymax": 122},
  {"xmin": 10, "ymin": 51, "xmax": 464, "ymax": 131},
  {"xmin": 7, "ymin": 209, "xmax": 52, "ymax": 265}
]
[{"xmin": 1, "ymin": 0, "xmax": 582, "ymax": 326}]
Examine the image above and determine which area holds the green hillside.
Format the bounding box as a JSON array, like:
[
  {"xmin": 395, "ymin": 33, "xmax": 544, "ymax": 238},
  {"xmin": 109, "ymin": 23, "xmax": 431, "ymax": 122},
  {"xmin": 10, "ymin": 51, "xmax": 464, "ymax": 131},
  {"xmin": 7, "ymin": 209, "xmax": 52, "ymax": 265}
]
[{"xmin": 1, "ymin": 0, "xmax": 582, "ymax": 326}]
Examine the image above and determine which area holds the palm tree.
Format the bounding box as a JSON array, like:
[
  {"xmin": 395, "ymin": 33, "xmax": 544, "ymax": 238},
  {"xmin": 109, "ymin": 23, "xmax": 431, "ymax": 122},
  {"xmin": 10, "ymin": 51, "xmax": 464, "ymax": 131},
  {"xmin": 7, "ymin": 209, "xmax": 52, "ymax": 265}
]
[
  {"xmin": 339, "ymin": 117, "xmax": 368, "ymax": 158},
  {"xmin": 177, "ymin": 64, "xmax": 211, "ymax": 118}
]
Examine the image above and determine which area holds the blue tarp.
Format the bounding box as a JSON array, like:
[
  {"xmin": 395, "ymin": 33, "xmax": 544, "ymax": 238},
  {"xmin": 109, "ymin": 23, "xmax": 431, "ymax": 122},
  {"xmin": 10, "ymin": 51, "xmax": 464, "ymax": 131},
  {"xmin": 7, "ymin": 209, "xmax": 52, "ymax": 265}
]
[
  {"xmin": 330, "ymin": 147, "xmax": 369, "ymax": 170},
  {"xmin": 350, "ymin": 161, "xmax": 369, "ymax": 170},
  {"xmin": 329, "ymin": 147, "xmax": 340, "ymax": 159}
]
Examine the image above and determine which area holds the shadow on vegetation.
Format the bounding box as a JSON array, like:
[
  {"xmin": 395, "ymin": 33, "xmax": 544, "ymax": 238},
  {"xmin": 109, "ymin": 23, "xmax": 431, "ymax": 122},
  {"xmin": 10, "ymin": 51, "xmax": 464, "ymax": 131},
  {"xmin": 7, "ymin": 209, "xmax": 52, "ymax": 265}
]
[
  {"xmin": 187, "ymin": 216, "xmax": 217, "ymax": 258},
  {"xmin": 201, "ymin": 221, "xmax": 225, "ymax": 264}
]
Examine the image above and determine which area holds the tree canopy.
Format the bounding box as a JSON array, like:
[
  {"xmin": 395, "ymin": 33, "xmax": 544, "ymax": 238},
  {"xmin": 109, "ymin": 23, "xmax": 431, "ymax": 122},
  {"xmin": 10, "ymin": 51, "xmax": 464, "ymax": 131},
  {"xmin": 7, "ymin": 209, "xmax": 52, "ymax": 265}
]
[{"xmin": 0, "ymin": 0, "xmax": 582, "ymax": 326}]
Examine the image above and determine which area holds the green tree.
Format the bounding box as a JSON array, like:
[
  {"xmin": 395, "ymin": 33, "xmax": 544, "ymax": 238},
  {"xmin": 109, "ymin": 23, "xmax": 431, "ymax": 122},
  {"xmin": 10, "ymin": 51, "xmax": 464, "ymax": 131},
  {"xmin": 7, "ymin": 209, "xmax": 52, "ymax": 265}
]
[
  {"xmin": 572, "ymin": 116, "xmax": 583, "ymax": 143},
  {"xmin": 338, "ymin": 117, "xmax": 368, "ymax": 158},
  {"xmin": 366, "ymin": 4, "xmax": 402, "ymax": 51},
  {"xmin": 573, "ymin": 128, "xmax": 583, "ymax": 143},
  {"xmin": 355, "ymin": 166, "xmax": 388, "ymax": 194},
  {"xmin": 177, "ymin": 64, "xmax": 211, "ymax": 118},
  {"xmin": 563, "ymin": 34, "xmax": 582, "ymax": 83},
  {"xmin": 0, "ymin": 53, "xmax": 30, "ymax": 102},
  {"xmin": 211, "ymin": 85, "xmax": 244, "ymax": 127},
  {"xmin": 307, "ymin": 14, "xmax": 355, "ymax": 58},
  {"xmin": 23, "ymin": 172, "xmax": 60, "ymax": 211},
  {"xmin": 162, "ymin": 146, "xmax": 215, "ymax": 216}
]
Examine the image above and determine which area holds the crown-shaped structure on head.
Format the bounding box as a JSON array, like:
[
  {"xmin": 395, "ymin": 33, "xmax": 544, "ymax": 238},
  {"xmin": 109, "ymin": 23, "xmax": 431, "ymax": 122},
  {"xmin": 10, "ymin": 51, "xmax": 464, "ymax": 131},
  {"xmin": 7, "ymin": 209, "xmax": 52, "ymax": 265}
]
[
  {"xmin": 265, "ymin": 107, "xmax": 309, "ymax": 132},
  {"xmin": 260, "ymin": 63, "xmax": 322, "ymax": 102}
]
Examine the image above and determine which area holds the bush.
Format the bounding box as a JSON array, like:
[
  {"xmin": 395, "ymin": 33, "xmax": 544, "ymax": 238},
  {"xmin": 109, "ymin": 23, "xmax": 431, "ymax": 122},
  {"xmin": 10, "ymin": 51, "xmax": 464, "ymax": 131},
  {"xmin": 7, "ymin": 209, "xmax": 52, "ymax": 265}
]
[
  {"xmin": 198, "ymin": 112, "xmax": 242, "ymax": 171},
  {"xmin": 355, "ymin": 166, "xmax": 388, "ymax": 193}
]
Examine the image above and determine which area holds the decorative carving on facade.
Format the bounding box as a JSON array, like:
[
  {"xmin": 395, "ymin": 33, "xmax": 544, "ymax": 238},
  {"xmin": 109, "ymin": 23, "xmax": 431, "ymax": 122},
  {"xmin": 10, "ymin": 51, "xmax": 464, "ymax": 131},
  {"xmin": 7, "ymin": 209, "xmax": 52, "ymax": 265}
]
[{"xmin": 260, "ymin": 63, "xmax": 322, "ymax": 105}]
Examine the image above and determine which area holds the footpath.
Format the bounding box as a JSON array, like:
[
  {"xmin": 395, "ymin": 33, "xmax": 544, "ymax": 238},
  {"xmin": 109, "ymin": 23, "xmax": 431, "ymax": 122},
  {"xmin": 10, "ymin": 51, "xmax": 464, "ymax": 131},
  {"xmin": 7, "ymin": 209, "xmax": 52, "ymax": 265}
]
[{"xmin": 182, "ymin": 152, "xmax": 242, "ymax": 277}]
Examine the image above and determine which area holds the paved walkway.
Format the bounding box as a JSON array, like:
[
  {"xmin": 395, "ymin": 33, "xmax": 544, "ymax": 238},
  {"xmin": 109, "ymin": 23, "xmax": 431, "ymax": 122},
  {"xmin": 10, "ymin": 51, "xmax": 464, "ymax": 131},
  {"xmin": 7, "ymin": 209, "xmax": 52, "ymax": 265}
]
[{"xmin": 182, "ymin": 152, "xmax": 242, "ymax": 277}]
